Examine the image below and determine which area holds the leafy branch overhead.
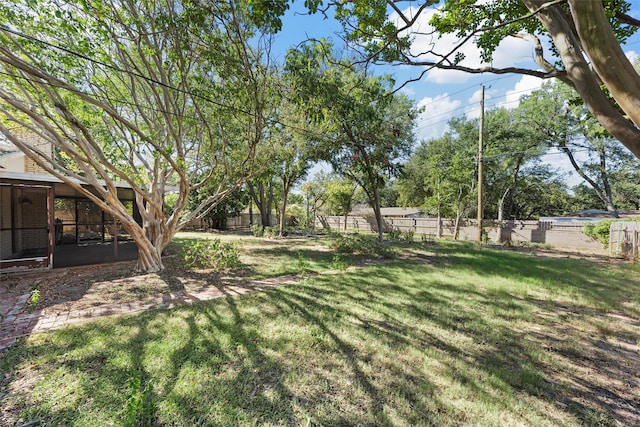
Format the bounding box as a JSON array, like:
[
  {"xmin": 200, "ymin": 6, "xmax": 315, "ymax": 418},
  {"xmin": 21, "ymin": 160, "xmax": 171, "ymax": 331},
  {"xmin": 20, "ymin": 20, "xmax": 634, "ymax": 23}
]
[
  {"xmin": 297, "ymin": 0, "xmax": 640, "ymax": 159},
  {"xmin": 0, "ymin": 0, "xmax": 275, "ymax": 272},
  {"xmin": 285, "ymin": 39, "xmax": 420, "ymax": 241}
]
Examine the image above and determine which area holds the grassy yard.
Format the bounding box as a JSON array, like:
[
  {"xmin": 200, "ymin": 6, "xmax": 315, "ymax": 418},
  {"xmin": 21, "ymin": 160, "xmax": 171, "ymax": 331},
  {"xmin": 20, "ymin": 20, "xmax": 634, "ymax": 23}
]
[{"xmin": 1, "ymin": 234, "xmax": 639, "ymax": 426}]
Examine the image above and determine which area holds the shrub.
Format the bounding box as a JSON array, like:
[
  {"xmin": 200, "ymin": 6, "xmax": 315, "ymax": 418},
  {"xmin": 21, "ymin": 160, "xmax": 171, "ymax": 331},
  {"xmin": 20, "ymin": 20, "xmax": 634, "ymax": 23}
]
[
  {"xmin": 329, "ymin": 233, "xmax": 394, "ymax": 258},
  {"xmin": 420, "ymin": 233, "xmax": 433, "ymax": 242},
  {"xmin": 332, "ymin": 253, "xmax": 348, "ymax": 271},
  {"xmin": 296, "ymin": 250, "xmax": 309, "ymax": 273},
  {"xmin": 584, "ymin": 220, "xmax": 615, "ymax": 247},
  {"xmin": 180, "ymin": 238, "xmax": 240, "ymax": 271},
  {"xmin": 584, "ymin": 218, "xmax": 640, "ymax": 248},
  {"xmin": 30, "ymin": 288, "xmax": 40, "ymax": 307},
  {"xmin": 250, "ymin": 224, "xmax": 263, "ymax": 237},
  {"xmin": 262, "ymin": 226, "xmax": 276, "ymax": 238},
  {"xmin": 402, "ymin": 230, "xmax": 415, "ymax": 242},
  {"xmin": 386, "ymin": 228, "xmax": 401, "ymax": 240},
  {"xmin": 123, "ymin": 373, "xmax": 152, "ymax": 427}
]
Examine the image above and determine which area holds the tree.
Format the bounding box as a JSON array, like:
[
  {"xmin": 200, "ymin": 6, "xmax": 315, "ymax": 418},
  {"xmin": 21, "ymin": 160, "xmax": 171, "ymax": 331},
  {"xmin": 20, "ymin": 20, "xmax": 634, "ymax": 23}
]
[
  {"xmin": 248, "ymin": 174, "xmax": 277, "ymax": 230},
  {"xmin": 324, "ymin": 176, "xmax": 360, "ymax": 231},
  {"xmin": 306, "ymin": 1, "xmax": 640, "ymax": 159},
  {"xmin": 505, "ymin": 166, "xmax": 570, "ymax": 219},
  {"xmin": 398, "ymin": 111, "xmax": 571, "ymax": 228},
  {"xmin": 569, "ymin": 184, "xmax": 607, "ymax": 213},
  {"xmin": 518, "ymin": 81, "xmax": 638, "ymax": 216},
  {"xmin": 301, "ymin": 171, "xmax": 331, "ymax": 228},
  {"xmin": 611, "ymin": 164, "xmax": 640, "ymax": 210},
  {"xmin": 188, "ymin": 186, "xmax": 250, "ymax": 230},
  {"xmin": 0, "ymin": 1, "xmax": 274, "ymax": 271},
  {"xmin": 398, "ymin": 123, "xmax": 476, "ymax": 238},
  {"xmin": 378, "ymin": 180, "xmax": 400, "ymax": 207},
  {"xmin": 472, "ymin": 106, "xmax": 557, "ymax": 220},
  {"xmin": 270, "ymin": 99, "xmax": 323, "ymax": 236},
  {"xmin": 285, "ymin": 41, "xmax": 419, "ymax": 241}
]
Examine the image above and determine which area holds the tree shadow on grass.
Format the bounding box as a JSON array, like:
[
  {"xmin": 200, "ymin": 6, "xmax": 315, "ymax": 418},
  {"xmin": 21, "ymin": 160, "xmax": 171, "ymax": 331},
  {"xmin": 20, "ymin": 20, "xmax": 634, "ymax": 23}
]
[
  {"xmin": 429, "ymin": 242, "xmax": 640, "ymax": 317},
  {"xmin": 286, "ymin": 256, "xmax": 640, "ymax": 425},
  {"xmin": 2, "ymin": 244, "xmax": 639, "ymax": 425}
]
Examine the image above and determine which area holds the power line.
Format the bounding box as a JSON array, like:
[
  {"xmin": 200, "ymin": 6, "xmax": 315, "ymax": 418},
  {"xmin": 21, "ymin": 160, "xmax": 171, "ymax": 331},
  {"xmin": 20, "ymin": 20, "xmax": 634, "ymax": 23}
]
[
  {"xmin": 0, "ymin": 20, "xmax": 612, "ymax": 170},
  {"xmin": 0, "ymin": 24, "xmax": 330, "ymax": 143},
  {"xmin": 0, "ymin": 22, "xmax": 559, "ymax": 149},
  {"xmin": 414, "ymin": 74, "xmax": 514, "ymax": 110}
]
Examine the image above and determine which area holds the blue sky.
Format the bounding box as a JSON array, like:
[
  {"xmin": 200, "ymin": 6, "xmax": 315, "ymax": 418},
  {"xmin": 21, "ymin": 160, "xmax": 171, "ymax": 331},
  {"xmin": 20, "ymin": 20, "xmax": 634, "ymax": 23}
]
[{"xmin": 272, "ymin": 1, "xmax": 640, "ymax": 187}]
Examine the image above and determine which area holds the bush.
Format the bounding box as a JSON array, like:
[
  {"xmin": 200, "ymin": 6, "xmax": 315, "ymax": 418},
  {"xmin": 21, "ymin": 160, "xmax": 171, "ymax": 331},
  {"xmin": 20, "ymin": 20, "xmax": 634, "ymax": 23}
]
[
  {"xmin": 332, "ymin": 253, "xmax": 348, "ymax": 271},
  {"xmin": 250, "ymin": 224, "xmax": 263, "ymax": 237},
  {"xmin": 329, "ymin": 233, "xmax": 394, "ymax": 258},
  {"xmin": 263, "ymin": 226, "xmax": 277, "ymax": 238},
  {"xmin": 402, "ymin": 230, "xmax": 415, "ymax": 242},
  {"xmin": 297, "ymin": 250, "xmax": 309, "ymax": 273},
  {"xmin": 584, "ymin": 218, "xmax": 640, "ymax": 248},
  {"xmin": 584, "ymin": 220, "xmax": 615, "ymax": 247},
  {"xmin": 250, "ymin": 224, "xmax": 282, "ymax": 238},
  {"xmin": 180, "ymin": 238, "xmax": 240, "ymax": 271},
  {"xmin": 386, "ymin": 228, "xmax": 402, "ymax": 240}
]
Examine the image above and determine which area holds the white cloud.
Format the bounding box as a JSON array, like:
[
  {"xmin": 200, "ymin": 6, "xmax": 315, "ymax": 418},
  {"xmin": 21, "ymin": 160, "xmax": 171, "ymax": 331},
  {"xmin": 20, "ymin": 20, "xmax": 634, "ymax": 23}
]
[
  {"xmin": 626, "ymin": 50, "xmax": 638, "ymax": 65},
  {"xmin": 465, "ymin": 88, "xmax": 486, "ymax": 119},
  {"xmin": 398, "ymin": 86, "xmax": 415, "ymax": 97},
  {"xmin": 425, "ymin": 68, "xmax": 473, "ymax": 84},
  {"xmin": 491, "ymin": 37, "xmax": 537, "ymax": 67},
  {"xmin": 389, "ymin": 5, "xmax": 538, "ymax": 85},
  {"xmin": 504, "ymin": 75, "xmax": 544, "ymax": 108},
  {"xmin": 414, "ymin": 94, "xmax": 461, "ymax": 141}
]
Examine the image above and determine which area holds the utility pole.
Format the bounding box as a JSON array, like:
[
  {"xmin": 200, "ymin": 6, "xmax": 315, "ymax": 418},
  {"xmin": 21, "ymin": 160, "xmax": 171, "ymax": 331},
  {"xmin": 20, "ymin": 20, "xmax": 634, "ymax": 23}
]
[{"xmin": 477, "ymin": 85, "xmax": 485, "ymax": 242}]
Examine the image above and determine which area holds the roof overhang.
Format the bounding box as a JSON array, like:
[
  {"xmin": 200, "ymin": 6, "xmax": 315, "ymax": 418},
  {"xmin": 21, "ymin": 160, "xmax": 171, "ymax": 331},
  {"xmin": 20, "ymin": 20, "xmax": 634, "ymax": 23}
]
[
  {"xmin": 0, "ymin": 170, "xmax": 134, "ymax": 189},
  {"xmin": 0, "ymin": 170, "xmax": 178, "ymax": 193}
]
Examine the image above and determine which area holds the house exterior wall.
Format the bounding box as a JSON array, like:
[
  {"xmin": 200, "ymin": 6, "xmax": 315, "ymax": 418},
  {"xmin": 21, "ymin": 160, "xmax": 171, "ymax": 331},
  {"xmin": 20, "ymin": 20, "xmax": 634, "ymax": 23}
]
[{"xmin": 20, "ymin": 132, "xmax": 53, "ymax": 175}]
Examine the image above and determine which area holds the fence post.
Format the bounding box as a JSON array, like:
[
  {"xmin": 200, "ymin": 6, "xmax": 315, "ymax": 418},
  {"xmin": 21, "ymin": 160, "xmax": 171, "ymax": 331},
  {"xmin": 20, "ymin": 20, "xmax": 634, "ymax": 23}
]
[{"xmin": 609, "ymin": 222, "xmax": 615, "ymax": 257}]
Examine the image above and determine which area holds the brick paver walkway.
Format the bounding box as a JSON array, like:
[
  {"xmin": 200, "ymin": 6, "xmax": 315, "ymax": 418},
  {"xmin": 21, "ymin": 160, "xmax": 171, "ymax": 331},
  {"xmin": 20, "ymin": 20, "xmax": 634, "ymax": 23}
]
[{"xmin": 0, "ymin": 274, "xmax": 299, "ymax": 351}]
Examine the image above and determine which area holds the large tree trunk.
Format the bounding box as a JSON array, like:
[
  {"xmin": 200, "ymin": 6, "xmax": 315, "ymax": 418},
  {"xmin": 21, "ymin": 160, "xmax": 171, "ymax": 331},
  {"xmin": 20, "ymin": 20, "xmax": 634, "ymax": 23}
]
[
  {"xmin": 248, "ymin": 181, "xmax": 273, "ymax": 228},
  {"xmin": 373, "ymin": 201, "xmax": 384, "ymax": 242},
  {"xmin": 132, "ymin": 193, "xmax": 171, "ymax": 272},
  {"xmin": 523, "ymin": 0, "xmax": 640, "ymax": 159},
  {"xmin": 279, "ymin": 176, "xmax": 294, "ymax": 237},
  {"xmin": 568, "ymin": 1, "xmax": 640, "ymax": 141},
  {"xmin": 132, "ymin": 232, "xmax": 164, "ymax": 273}
]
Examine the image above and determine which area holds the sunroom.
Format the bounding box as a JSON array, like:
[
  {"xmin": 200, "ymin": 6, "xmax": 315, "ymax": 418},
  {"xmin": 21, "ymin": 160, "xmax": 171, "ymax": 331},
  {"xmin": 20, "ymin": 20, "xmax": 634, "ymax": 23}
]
[{"xmin": 0, "ymin": 170, "xmax": 140, "ymax": 272}]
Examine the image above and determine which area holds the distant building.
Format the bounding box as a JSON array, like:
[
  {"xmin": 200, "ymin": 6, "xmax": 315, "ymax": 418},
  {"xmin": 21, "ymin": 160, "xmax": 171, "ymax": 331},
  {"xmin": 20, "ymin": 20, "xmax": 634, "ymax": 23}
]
[
  {"xmin": 540, "ymin": 209, "xmax": 640, "ymax": 223},
  {"xmin": 348, "ymin": 206, "xmax": 424, "ymax": 218}
]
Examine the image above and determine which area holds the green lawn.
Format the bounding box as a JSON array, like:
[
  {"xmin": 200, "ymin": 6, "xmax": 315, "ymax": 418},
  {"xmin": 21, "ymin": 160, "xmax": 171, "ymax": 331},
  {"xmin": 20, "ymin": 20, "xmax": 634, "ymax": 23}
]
[{"xmin": 1, "ymin": 235, "xmax": 639, "ymax": 426}]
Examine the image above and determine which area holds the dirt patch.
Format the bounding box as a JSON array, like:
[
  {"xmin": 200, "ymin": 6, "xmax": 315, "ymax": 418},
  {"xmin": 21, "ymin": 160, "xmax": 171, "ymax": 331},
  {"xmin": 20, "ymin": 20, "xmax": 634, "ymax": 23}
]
[
  {"xmin": 2, "ymin": 258, "xmax": 264, "ymax": 322},
  {"xmin": 0, "ymin": 242, "xmax": 626, "ymax": 322}
]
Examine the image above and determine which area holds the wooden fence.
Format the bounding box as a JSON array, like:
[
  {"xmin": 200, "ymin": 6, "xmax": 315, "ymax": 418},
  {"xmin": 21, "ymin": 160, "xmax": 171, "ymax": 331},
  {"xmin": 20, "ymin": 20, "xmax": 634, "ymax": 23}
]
[
  {"xmin": 186, "ymin": 213, "xmax": 608, "ymax": 254},
  {"xmin": 609, "ymin": 221, "xmax": 640, "ymax": 258},
  {"xmin": 315, "ymin": 216, "xmax": 605, "ymax": 253}
]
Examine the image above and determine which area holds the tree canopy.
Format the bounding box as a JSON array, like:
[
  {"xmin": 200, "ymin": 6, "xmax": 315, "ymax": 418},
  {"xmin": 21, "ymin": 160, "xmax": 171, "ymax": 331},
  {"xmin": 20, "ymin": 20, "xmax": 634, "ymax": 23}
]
[
  {"xmin": 0, "ymin": 0, "xmax": 275, "ymax": 271},
  {"xmin": 294, "ymin": 0, "xmax": 640, "ymax": 159},
  {"xmin": 285, "ymin": 40, "xmax": 419, "ymax": 240}
]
